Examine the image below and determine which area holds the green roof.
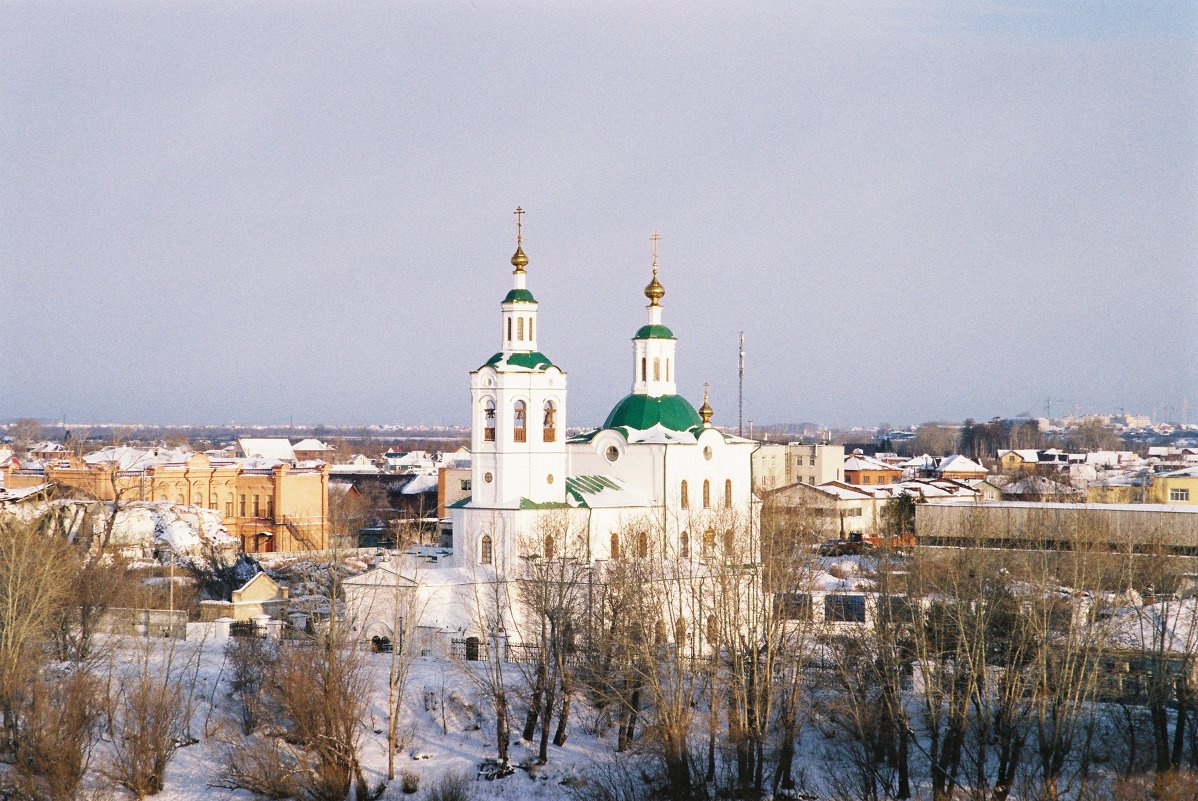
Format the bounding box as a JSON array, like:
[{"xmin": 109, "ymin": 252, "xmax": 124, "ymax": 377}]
[
  {"xmin": 483, "ymin": 351, "xmax": 555, "ymax": 371},
  {"xmin": 503, "ymin": 288, "xmax": 537, "ymax": 304},
  {"xmin": 602, "ymin": 393, "xmax": 703, "ymax": 432},
  {"xmin": 518, "ymin": 498, "xmax": 569, "ymax": 510},
  {"xmin": 448, "ymin": 496, "xmax": 471, "ymax": 509},
  {"xmin": 565, "ymin": 474, "xmax": 622, "ymax": 507},
  {"xmin": 633, "ymin": 324, "xmax": 675, "ymax": 340}
]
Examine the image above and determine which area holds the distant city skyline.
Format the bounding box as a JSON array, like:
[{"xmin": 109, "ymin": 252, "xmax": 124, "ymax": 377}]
[{"xmin": 3, "ymin": 3, "xmax": 1194, "ymax": 429}]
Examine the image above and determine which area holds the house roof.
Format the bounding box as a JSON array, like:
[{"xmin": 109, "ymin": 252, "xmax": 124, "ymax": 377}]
[
  {"xmin": 291, "ymin": 438, "xmax": 331, "ymax": 452},
  {"xmin": 936, "ymin": 454, "xmax": 988, "ymax": 474},
  {"xmin": 998, "ymin": 449, "xmax": 1040, "ymax": 462},
  {"xmin": 843, "ymin": 455, "xmax": 898, "ymax": 472},
  {"xmin": 238, "ymin": 438, "xmax": 296, "ymax": 461}
]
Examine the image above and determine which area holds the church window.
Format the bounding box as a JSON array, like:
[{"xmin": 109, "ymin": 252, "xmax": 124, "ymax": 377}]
[
  {"xmin": 517, "ymin": 317, "xmax": 525, "ymax": 341},
  {"xmin": 666, "ymin": 359, "xmax": 671, "ymax": 381},
  {"xmin": 544, "ymin": 534, "xmax": 555, "ymax": 559},
  {"xmin": 543, "ymin": 400, "xmax": 557, "ymax": 442},
  {"xmin": 641, "ymin": 357, "xmax": 647, "ymax": 382},
  {"xmin": 481, "ymin": 535, "xmax": 492, "ymax": 564},
  {"xmin": 723, "ymin": 529, "xmax": 734, "ymax": 553},
  {"xmin": 507, "ymin": 316, "xmax": 512, "ymax": 341},
  {"xmin": 637, "ymin": 531, "xmax": 649, "ymax": 558},
  {"xmin": 703, "ymin": 480, "xmax": 711, "ymax": 509},
  {"xmin": 605, "ymin": 445, "xmax": 619, "ymax": 463},
  {"xmin": 680, "ymin": 531, "xmax": 689, "ymax": 558},
  {"xmin": 724, "ymin": 479, "xmax": 732, "ymax": 508},
  {"xmin": 484, "ymin": 399, "xmax": 496, "ymax": 442},
  {"xmin": 680, "ymin": 480, "xmax": 689, "ymax": 509},
  {"xmin": 653, "ymin": 358, "xmax": 660, "ymax": 380},
  {"xmin": 484, "ymin": 472, "xmax": 493, "ymax": 483},
  {"xmin": 702, "ymin": 529, "xmax": 715, "ymax": 557},
  {"xmin": 674, "ymin": 617, "xmax": 687, "ymax": 648},
  {"xmin": 707, "ymin": 615, "xmax": 718, "ymax": 646},
  {"xmin": 610, "ymin": 533, "xmax": 620, "ymax": 559},
  {"xmin": 704, "ymin": 446, "xmax": 713, "ymax": 461},
  {"xmin": 513, "ymin": 401, "xmax": 527, "ymax": 442},
  {"xmin": 529, "ymin": 318, "xmax": 534, "ymax": 340}
]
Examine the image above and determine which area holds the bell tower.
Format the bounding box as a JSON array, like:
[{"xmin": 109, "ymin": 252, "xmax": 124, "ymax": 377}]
[
  {"xmin": 631, "ymin": 232, "xmax": 679, "ymax": 396},
  {"xmin": 468, "ymin": 208, "xmax": 568, "ymax": 508}
]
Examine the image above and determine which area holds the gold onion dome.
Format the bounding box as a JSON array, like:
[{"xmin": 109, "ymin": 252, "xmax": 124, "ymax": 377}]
[
  {"xmin": 511, "ymin": 245, "xmax": 528, "ymax": 273},
  {"xmin": 699, "ymin": 383, "xmax": 714, "ymax": 426},
  {"xmin": 644, "ymin": 272, "xmax": 664, "ymax": 306}
]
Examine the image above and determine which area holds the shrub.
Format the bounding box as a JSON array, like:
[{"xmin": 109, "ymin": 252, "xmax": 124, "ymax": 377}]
[
  {"xmin": 400, "ymin": 769, "xmax": 421, "ymax": 794},
  {"xmin": 425, "ymin": 770, "xmax": 471, "ymax": 801}
]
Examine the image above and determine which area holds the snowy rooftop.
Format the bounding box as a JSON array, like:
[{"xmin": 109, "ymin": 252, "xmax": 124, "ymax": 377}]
[{"xmin": 238, "ymin": 437, "xmax": 296, "ymax": 461}]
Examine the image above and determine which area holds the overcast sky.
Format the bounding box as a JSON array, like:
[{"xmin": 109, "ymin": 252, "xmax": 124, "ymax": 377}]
[{"xmin": 2, "ymin": 2, "xmax": 1195, "ymax": 429}]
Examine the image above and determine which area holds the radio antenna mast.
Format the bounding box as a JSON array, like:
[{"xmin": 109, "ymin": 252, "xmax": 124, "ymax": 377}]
[{"xmin": 738, "ymin": 331, "xmax": 745, "ymax": 437}]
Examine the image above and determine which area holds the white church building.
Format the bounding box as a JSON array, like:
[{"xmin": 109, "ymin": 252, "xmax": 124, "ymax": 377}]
[
  {"xmin": 451, "ymin": 215, "xmax": 758, "ymax": 572},
  {"xmin": 348, "ymin": 214, "xmax": 760, "ymax": 648}
]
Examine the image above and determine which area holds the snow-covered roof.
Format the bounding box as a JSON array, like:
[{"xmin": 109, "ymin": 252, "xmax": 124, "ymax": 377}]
[
  {"xmin": 291, "ymin": 438, "xmax": 331, "ymax": 452},
  {"xmin": 565, "ymin": 474, "xmax": 656, "ymax": 508},
  {"xmin": 998, "ymin": 449, "xmax": 1040, "ymax": 462},
  {"xmin": 238, "ymin": 438, "xmax": 296, "ymax": 461},
  {"xmin": 329, "ymin": 463, "xmax": 381, "ymax": 475},
  {"xmin": 1160, "ymin": 465, "xmax": 1198, "ymax": 478},
  {"xmin": 936, "ymin": 454, "xmax": 987, "ymax": 475},
  {"xmin": 843, "ymin": 455, "xmax": 897, "ymax": 472},
  {"xmin": 402, "ymin": 473, "xmax": 439, "ymax": 495}
]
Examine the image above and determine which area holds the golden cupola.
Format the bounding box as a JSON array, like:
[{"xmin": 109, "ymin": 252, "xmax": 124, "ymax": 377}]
[{"xmin": 699, "ymin": 383, "xmax": 714, "ymax": 427}]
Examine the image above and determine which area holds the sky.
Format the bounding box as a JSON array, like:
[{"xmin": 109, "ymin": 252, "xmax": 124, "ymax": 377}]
[{"xmin": 2, "ymin": 1, "xmax": 1195, "ymax": 429}]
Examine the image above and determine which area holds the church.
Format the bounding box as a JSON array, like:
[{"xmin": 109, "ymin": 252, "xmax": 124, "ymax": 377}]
[{"xmin": 447, "ymin": 210, "xmax": 759, "ymax": 576}]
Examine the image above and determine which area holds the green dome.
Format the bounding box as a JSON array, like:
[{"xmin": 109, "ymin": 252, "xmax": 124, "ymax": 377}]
[
  {"xmin": 483, "ymin": 351, "xmax": 555, "ymax": 371},
  {"xmin": 633, "ymin": 323, "xmax": 675, "ymax": 340},
  {"xmin": 602, "ymin": 393, "xmax": 702, "ymax": 432},
  {"xmin": 503, "ymin": 288, "xmax": 537, "ymax": 303}
]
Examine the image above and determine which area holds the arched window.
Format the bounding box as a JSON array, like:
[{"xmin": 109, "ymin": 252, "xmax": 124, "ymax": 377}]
[
  {"xmin": 543, "ymin": 400, "xmax": 557, "ymax": 443},
  {"xmin": 724, "ymin": 529, "xmax": 734, "ymax": 553},
  {"xmin": 703, "ymin": 480, "xmax": 711, "ymax": 509},
  {"xmin": 544, "ymin": 534, "xmax": 555, "ymax": 559},
  {"xmin": 724, "ymin": 479, "xmax": 732, "ymax": 508},
  {"xmin": 507, "ymin": 316, "xmax": 512, "ymax": 341},
  {"xmin": 680, "ymin": 531, "xmax": 689, "ymax": 558},
  {"xmin": 707, "ymin": 615, "xmax": 718, "ymax": 645},
  {"xmin": 513, "ymin": 400, "xmax": 527, "ymax": 442},
  {"xmin": 653, "ymin": 358, "xmax": 661, "ymax": 380},
  {"xmin": 225, "ymin": 493, "xmax": 234, "ymax": 517},
  {"xmin": 637, "ymin": 531, "xmax": 649, "ymax": 558},
  {"xmin": 610, "ymin": 533, "xmax": 620, "ymax": 559},
  {"xmin": 680, "ymin": 480, "xmax": 689, "ymax": 509},
  {"xmin": 641, "ymin": 357, "xmax": 647, "ymax": 381},
  {"xmin": 484, "ymin": 399, "xmax": 497, "ymax": 441},
  {"xmin": 480, "ymin": 535, "xmax": 493, "ymax": 564},
  {"xmin": 517, "ymin": 317, "xmax": 525, "ymax": 341},
  {"xmin": 703, "ymin": 529, "xmax": 716, "ymax": 557}
]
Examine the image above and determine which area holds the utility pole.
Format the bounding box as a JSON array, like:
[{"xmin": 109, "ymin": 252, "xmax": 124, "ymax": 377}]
[{"xmin": 738, "ymin": 331, "xmax": 745, "ymax": 437}]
